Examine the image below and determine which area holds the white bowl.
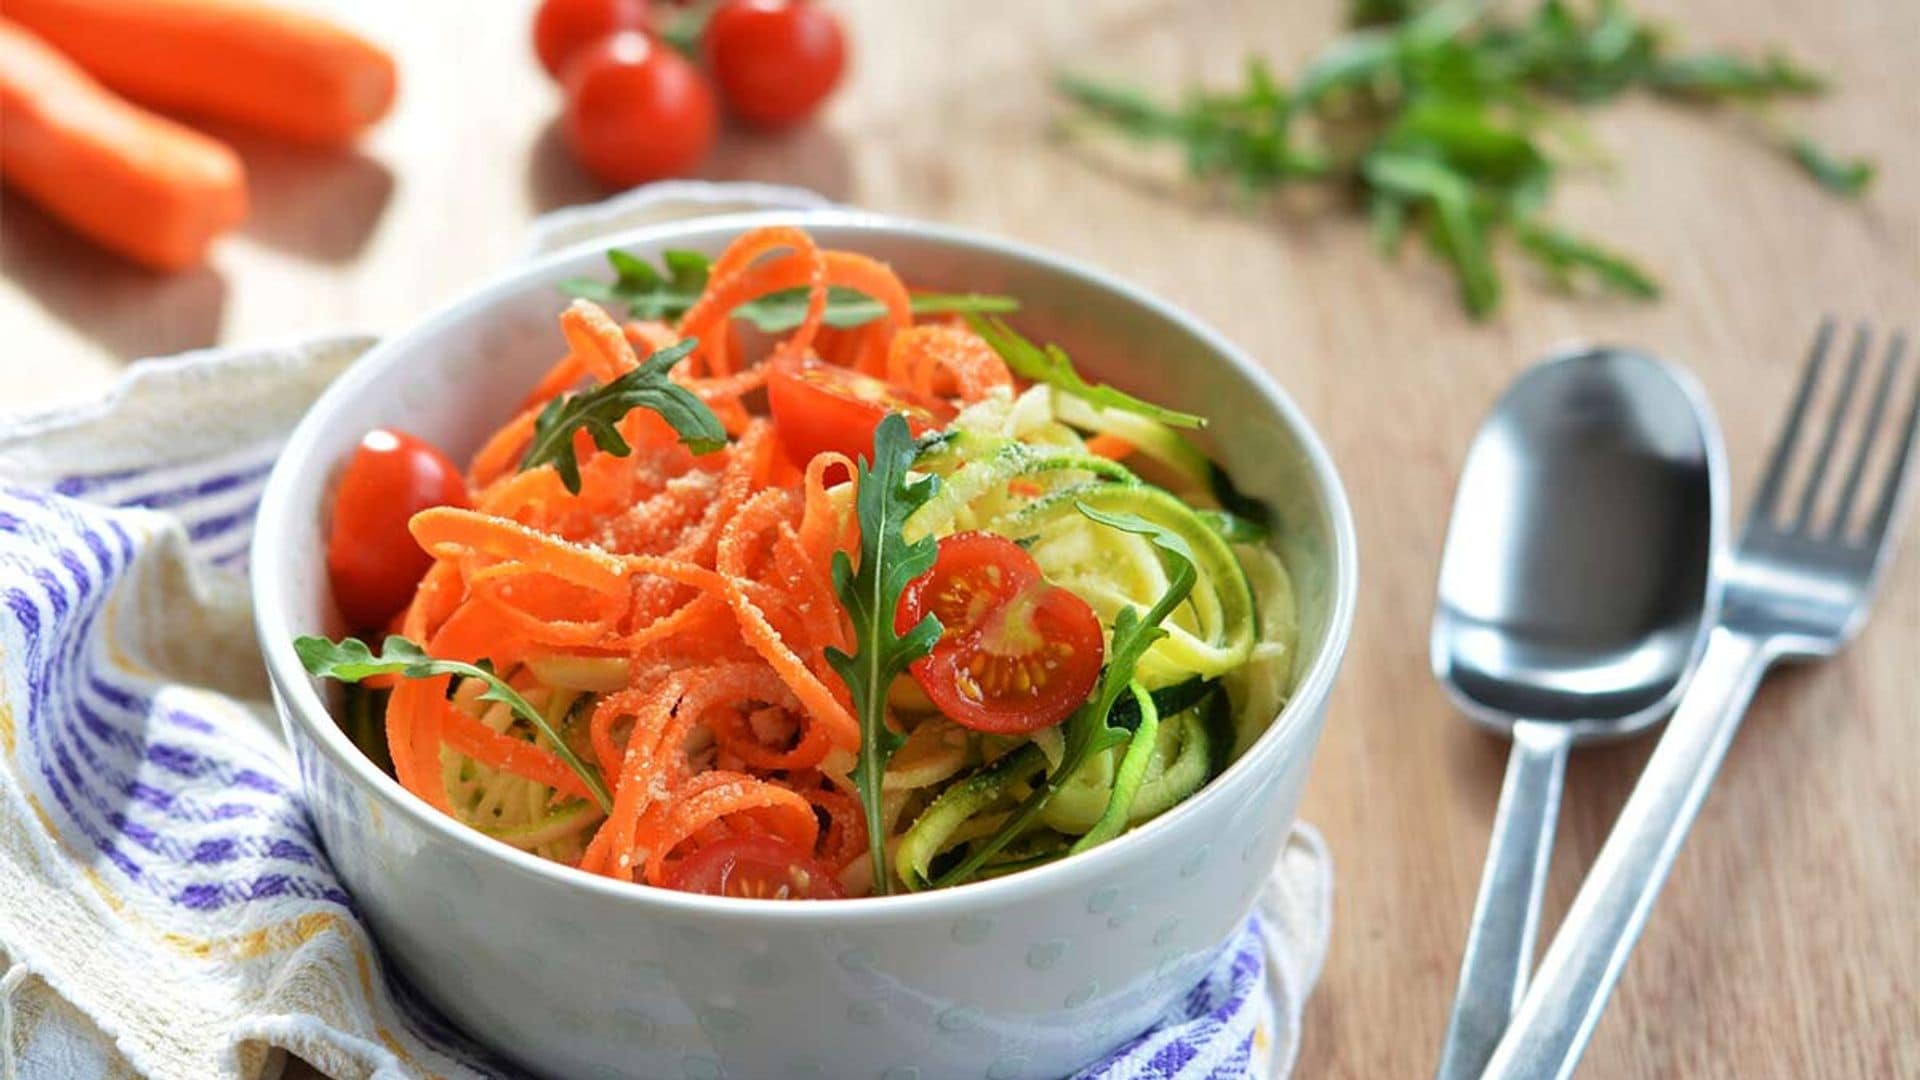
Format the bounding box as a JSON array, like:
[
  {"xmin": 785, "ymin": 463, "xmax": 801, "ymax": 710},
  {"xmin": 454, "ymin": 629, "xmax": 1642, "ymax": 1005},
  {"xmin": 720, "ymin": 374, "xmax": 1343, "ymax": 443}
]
[{"xmin": 252, "ymin": 210, "xmax": 1357, "ymax": 1080}]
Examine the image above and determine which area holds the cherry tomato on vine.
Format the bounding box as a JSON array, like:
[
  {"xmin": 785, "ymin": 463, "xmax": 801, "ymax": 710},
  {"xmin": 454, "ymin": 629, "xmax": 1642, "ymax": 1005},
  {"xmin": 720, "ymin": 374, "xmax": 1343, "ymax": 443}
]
[
  {"xmin": 895, "ymin": 532, "xmax": 1106, "ymax": 734},
  {"xmin": 664, "ymin": 836, "xmax": 844, "ymax": 899},
  {"xmin": 325, "ymin": 428, "xmax": 468, "ymax": 630},
  {"xmin": 563, "ymin": 31, "xmax": 717, "ymax": 187},
  {"xmin": 703, "ymin": 0, "xmax": 848, "ymax": 129},
  {"xmin": 532, "ymin": 0, "xmax": 652, "ymax": 80},
  {"xmin": 766, "ymin": 356, "xmax": 955, "ymax": 466}
]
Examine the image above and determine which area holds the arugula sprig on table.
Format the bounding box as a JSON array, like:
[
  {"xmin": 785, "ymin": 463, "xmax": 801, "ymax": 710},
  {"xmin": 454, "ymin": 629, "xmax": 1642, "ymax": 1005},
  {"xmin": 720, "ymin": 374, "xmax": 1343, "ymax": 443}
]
[
  {"xmin": 519, "ymin": 338, "xmax": 727, "ymax": 494},
  {"xmin": 966, "ymin": 315, "xmax": 1207, "ymax": 429},
  {"xmin": 1057, "ymin": 0, "xmax": 1875, "ymax": 317},
  {"xmin": 295, "ymin": 634, "xmax": 613, "ymax": 812},
  {"xmin": 932, "ymin": 503, "xmax": 1199, "ymax": 887},
  {"xmin": 824, "ymin": 413, "xmax": 944, "ymax": 895},
  {"xmin": 561, "ymin": 248, "xmax": 1021, "ymax": 332}
]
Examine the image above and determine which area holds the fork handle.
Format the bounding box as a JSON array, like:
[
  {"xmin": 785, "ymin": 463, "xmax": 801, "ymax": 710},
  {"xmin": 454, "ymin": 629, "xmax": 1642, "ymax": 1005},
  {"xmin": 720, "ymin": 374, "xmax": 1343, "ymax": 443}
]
[
  {"xmin": 1434, "ymin": 720, "xmax": 1571, "ymax": 1080},
  {"xmin": 1480, "ymin": 627, "xmax": 1774, "ymax": 1080}
]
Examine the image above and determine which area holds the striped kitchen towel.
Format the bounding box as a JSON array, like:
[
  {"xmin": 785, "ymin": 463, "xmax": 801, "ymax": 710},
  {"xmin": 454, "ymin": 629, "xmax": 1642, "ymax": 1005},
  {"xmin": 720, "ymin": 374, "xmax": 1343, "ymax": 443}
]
[{"xmin": 0, "ymin": 182, "xmax": 1332, "ymax": 1080}]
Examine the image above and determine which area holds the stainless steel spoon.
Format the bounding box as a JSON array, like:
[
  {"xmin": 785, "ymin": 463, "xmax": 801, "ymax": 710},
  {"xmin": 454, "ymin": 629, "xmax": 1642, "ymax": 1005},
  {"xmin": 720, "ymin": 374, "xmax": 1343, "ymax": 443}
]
[{"xmin": 1430, "ymin": 347, "xmax": 1725, "ymax": 1080}]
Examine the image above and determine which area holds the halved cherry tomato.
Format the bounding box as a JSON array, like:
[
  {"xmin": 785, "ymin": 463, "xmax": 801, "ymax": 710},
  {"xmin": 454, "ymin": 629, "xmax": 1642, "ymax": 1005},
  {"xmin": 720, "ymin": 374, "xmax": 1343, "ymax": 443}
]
[
  {"xmin": 532, "ymin": 0, "xmax": 651, "ymax": 80},
  {"xmin": 895, "ymin": 532, "xmax": 1105, "ymax": 734},
  {"xmin": 663, "ymin": 836, "xmax": 844, "ymax": 899},
  {"xmin": 703, "ymin": 0, "xmax": 848, "ymax": 129},
  {"xmin": 325, "ymin": 428, "xmax": 468, "ymax": 630},
  {"xmin": 767, "ymin": 356, "xmax": 955, "ymax": 465}
]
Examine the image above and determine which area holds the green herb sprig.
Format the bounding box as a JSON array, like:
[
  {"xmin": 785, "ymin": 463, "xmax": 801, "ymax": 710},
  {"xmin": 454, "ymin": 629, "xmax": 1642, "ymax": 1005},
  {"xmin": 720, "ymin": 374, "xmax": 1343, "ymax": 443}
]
[
  {"xmin": 933, "ymin": 502, "xmax": 1198, "ymax": 886},
  {"xmin": 519, "ymin": 337, "xmax": 726, "ymax": 494},
  {"xmin": 824, "ymin": 413, "xmax": 944, "ymax": 895},
  {"xmin": 295, "ymin": 635, "xmax": 613, "ymax": 812},
  {"xmin": 966, "ymin": 315, "xmax": 1207, "ymax": 429},
  {"xmin": 1058, "ymin": 0, "xmax": 1875, "ymax": 317},
  {"xmin": 561, "ymin": 249, "xmax": 1021, "ymax": 333}
]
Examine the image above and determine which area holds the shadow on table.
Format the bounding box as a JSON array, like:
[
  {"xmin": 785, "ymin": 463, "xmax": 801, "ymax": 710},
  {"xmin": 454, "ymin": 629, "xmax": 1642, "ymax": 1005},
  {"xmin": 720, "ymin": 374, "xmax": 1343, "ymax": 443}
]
[
  {"xmin": 2, "ymin": 136, "xmax": 393, "ymax": 364},
  {"xmin": 523, "ymin": 117, "xmax": 856, "ymax": 215},
  {"xmin": 0, "ymin": 195, "xmax": 228, "ymax": 363},
  {"xmin": 225, "ymin": 132, "xmax": 395, "ymax": 264}
]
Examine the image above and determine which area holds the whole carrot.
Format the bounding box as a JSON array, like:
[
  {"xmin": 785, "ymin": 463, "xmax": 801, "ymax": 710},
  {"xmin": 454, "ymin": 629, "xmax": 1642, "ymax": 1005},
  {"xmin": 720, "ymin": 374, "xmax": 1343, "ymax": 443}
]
[
  {"xmin": 5, "ymin": 0, "xmax": 397, "ymax": 147},
  {"xmin": 0, "ymin": 18, "xmax": 247, "ymax": 271}
]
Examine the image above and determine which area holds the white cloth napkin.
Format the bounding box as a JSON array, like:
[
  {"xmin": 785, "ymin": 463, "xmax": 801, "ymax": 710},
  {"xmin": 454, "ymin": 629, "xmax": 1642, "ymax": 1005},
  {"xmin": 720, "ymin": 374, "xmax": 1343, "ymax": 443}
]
[{"xmin": 0, "ymin": 183, "xmax": 1332, "ymax": 1080}]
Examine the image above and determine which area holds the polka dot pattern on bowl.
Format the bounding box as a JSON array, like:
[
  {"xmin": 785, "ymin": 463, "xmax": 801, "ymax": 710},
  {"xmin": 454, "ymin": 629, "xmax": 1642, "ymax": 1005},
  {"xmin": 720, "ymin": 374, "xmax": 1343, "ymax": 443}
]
[
  {"xmin": 950, "ymin": 914, "xmax": 993, "ymax": 945},
  {"xmin": 1025, "ymin": 940, "xmax": 1067, "ymax": 970}
]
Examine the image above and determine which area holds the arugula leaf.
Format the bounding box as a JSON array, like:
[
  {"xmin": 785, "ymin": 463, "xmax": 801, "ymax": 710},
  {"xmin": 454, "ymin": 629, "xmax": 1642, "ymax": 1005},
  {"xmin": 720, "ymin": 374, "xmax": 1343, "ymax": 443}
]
[
  {"xmin": 519, "ymin": 338, "xmax": 725, "ymax": 494},
  {"xmin": 1362, "ymin": 150, "xmax": 1502, "ymax": 316},
  {"xmin": 295, "ymin": 634, "xmax": 613, "ymax": 812},
  {"xmin": 739, "ymin": 287, "xmax": 1020, "ymax": 334},
  {"xmin": 1055, "ymin": 67, "xmax": 1330, "ymax": 185},
  {"xmin": 1787, "ymin": 136, "xmax": 1875, "ymax": 196},
  {"xmin": 1056, "ymin": 0, "xmax": 1875, "ymax": 318},
  {"xmin": 559, "ymin": 249, "xmax": 1021, "ymax": 333},
  {"xmin": 965, "ymin": 315, "xmax": 1207, "ymax": 429},
  {"xmin": 1647, "ymin": 53, "xmax": 1824, "ymax": 100},
  {"xmin": 824, "ymin": 413, "xmax": 944, "ymax": 895},
  {"xmin": 1515, "ymin": 219, "xmax": 1660, "ymax": 297},
  {"xmin": 933, "ymin": 502, "xmax": 1198, "ymax": 886}
]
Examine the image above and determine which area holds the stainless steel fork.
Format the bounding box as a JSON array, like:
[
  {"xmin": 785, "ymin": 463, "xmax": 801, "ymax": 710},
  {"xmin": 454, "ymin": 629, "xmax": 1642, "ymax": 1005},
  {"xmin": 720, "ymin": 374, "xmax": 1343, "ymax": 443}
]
[{"xmin": 1479, "ymin": 321, "xmax": 1920, "ymax": 1080}]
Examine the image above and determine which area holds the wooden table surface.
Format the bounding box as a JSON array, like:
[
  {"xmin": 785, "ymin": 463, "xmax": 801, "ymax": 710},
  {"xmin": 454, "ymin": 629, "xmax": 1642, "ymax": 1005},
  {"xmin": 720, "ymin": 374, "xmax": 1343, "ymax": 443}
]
[{"xmin": 5, "ymin": 1, "xmax": 1916, "ymax": 1076}]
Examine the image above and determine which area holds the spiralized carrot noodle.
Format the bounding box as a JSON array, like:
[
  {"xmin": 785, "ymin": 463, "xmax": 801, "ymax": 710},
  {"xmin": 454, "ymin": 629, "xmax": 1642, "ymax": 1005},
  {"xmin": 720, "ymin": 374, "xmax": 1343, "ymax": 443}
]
[
  {"xmin": 677, "ymin": 226, "xmax": 827, "ymax": 375},
  {"xmin": 374, "ymin": 225, "xmax": 1050, "ymax": 897},
  {"xmin": 886, "ymin": 324, "xmax": 1013, "ymax": 402}
]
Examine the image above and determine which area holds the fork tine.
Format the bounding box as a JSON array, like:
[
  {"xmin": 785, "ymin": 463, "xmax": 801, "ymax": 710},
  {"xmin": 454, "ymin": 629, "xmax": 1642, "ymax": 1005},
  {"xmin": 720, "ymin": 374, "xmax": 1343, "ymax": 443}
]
[
  {"xmin": 1793, "ymin": 323, "xmax": 1873, "ymax": 532},
  {"xmin": 1751, "ymin": 318, "xmax": 1836, "ymax": 522},
  {"xmin": 1865, "ymin": 341, "xmax": 1920, "ymax": 546},
  {"xmin": 1831, "ymin": 333, "xmax": 1905, "ymax": 537}
]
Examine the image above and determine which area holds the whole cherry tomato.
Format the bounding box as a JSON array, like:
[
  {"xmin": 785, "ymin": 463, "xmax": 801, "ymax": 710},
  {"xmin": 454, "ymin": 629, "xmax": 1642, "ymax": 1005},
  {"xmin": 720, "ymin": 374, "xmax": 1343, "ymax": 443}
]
[
  {"xmin": 325, "ymin": 428, "xmax": 468, "ymax": 630},
  {"xmin": 563, "ymin": 31, "xmax": 717, "ymax": 187},
  {"xmin": 895, "ymin": 531, "xmax": 1106, "ymax": 734},
  {"xmin": 663, "ymin": 836, "xmax": 844, "ymax": 899},
  {"xmin": 532, "ymin": 0, "xmax": 652, "ymax": 81},
  {"xmin": 766, "ymin": 356, "xmax": 955, "ymax": 466},
  {"xmin": 703, "ymin": 0, "xmax": 848, "ymax": 129}
]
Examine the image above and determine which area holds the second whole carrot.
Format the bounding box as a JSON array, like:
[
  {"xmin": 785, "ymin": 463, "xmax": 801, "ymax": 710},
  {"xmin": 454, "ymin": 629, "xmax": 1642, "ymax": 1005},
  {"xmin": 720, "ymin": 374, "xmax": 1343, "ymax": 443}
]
[
  {"xmin": 0, "ymin": 18, "xmax": 247, "ymax": 271},
  {"xmin": 5, "ymin": 0, "xmax": 397, "ymax": 148}
]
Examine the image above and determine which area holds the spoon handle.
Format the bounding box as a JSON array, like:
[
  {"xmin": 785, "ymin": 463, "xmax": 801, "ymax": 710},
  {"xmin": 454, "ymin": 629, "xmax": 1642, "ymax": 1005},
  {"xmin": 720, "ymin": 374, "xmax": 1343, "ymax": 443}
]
[
  {"xmin": 1479, "ymin": 628, "xmax": 1773, "ymax": 1080},
  {"xmin": 1434, "ymin": 719, "xmax": 1572, "ymax": 1080}
]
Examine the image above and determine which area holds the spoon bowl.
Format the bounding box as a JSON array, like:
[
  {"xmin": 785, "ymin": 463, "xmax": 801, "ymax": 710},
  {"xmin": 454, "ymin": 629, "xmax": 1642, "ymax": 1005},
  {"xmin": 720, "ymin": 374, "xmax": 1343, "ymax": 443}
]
[
  {"xmin": 1434, "ymin": 348, "xmax": 1724, "ymax": 737},
  {"xmin": 1431, "ymin": 346, "xmax": 1725, "ymax": 1080}
]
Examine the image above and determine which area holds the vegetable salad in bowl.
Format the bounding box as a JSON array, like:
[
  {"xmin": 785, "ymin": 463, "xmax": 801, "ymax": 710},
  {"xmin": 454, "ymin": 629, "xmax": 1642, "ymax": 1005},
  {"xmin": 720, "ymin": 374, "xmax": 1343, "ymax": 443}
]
[{"xmin": 299, "ymin": 225, "xmax": 1298, "ymax": 899}]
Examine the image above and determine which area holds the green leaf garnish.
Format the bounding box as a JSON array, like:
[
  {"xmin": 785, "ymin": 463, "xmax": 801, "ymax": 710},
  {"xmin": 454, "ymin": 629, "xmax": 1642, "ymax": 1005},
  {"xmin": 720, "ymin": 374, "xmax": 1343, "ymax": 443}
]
[
  {"xmin": 1646, "ymin": 53, "xmax": 1824, "ymax": 100},
  {"xmin": 965, "ymin": 315, "xmax": 1207, "ymax": 429},
  {"xmin": 295, "ymin": 634, "xmax": 613, "ymax": 812},
  {"xmin": 1514, "ymin": 219, "xmax": 1660, "ymax": 298},
  {"xmin": 519, "ymin": 338, "xmax": 725, "ymax": 494},
  {"xmin": 824, "ymin": 413, "xmax": 944, "ymax": 896},
  {"xmin": 1056, "ymin": 0, "xmax": 1874, "ymax": 318},
  {"xmin": 1362, "ymin": 151, "xmax": 1503, "ymax": 317},
  {"xmin": 932, "ymin": 502, "xmax": 1198, "ymax": 886},
  {"xmin": 1787, "ymin": 136, "xmax": 1875, "ymax": 196},
  {"xmin": 559, "ymin": 249, "xmax": 1020, "ymax": 333},
  {"xmin": 743, "ymin": 288, "xmax": 1021, "ymax": 334}
]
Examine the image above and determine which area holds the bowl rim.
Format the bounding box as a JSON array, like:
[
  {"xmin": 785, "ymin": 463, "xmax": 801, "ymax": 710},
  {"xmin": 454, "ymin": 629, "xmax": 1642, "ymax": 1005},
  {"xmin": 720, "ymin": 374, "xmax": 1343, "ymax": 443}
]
[{"xmin": 251, "ymin": 208, "xmax": 1358, "ymax": 921}]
